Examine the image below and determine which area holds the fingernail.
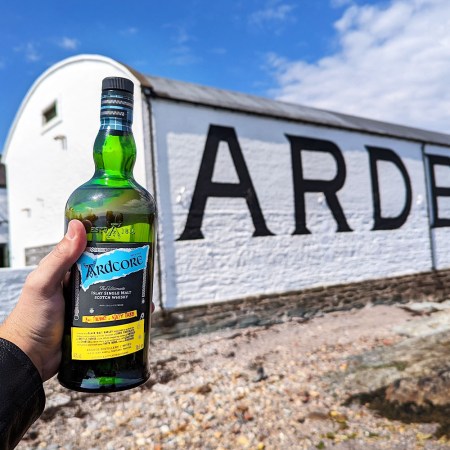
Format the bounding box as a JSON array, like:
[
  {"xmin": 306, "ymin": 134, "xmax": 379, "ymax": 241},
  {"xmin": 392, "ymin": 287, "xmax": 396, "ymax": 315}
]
[{"xmin": 66, "ymin": 221, "xmax": 76, "ymax": 240}]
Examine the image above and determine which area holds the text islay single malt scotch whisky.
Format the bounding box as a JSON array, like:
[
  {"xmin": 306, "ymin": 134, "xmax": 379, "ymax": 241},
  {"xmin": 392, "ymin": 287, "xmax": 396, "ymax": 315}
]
[{"xmin": 58, "ymin": 77, "xmax": 157, "ymax": 392}]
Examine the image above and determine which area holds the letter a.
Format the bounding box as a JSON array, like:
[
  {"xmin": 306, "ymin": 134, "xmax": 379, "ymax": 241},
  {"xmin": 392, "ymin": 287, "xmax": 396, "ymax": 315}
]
[{"xmin": 178, "ymin": 125, "xmax": 274, "ymax": 240}]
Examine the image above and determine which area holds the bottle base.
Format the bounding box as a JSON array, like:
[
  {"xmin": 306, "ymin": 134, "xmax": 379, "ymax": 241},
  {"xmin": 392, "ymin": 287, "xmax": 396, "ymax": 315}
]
[{"xmin": 58, "ymin": 374, "xmax": 149, "ymax": 393}]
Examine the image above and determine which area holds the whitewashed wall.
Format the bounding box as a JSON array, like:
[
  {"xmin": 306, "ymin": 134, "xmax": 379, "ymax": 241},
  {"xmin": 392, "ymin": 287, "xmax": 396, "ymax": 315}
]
[{"xmin": 152, "ymin": 100, "xmax": 434, "ymax": 308}]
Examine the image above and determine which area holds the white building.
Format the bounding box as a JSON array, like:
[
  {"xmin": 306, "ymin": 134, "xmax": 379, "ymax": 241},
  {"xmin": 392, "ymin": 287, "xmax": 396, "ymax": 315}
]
[
  {"xmin": 0, "ymin": 164, "xmax": 9, "ymax": 267},
  {"xmin": 4, "ymin": 54, "xmax": 450, "ymax": 310}
]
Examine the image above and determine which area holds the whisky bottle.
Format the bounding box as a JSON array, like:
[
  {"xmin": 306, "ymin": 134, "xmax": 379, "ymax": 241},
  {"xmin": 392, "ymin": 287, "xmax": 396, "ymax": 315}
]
[{"xmin": 58, "ymin": 77, "xmax": 157, "ymax": 392}]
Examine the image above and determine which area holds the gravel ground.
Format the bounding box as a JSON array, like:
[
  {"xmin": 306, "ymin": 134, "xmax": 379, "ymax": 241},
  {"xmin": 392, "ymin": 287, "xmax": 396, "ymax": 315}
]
[{"xmin": 16, "ymin": 304, "xmax": 450, "ymax": 450}]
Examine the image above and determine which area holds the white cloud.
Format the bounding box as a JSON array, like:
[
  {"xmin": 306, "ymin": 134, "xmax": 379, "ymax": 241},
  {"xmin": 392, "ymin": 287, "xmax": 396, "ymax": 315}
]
[
  {"xmin": 164, "ymin": 24, "xmax": 200, "ymax": 66},
  {"xmin": 58, "ymin": 37, "xmax": 79, "ymax": 50},
  {"xmin": 249, "ymin": 1, "xmax": 296, "ymax": 28},
  {"xmin": 120, "ymin": 27, "xmax": 138, "ymax": 36},
  {"xmin": 14, "ymin": 42, "xmax": 41, "ymax": 62},
  {"xmin": 174, "ymin": 27, "xmax": 192, "ymax": 45},
  {"xmin": 267, "ymin": 0, "xmax": 450, "ymax": 133},
  {"xmin": 330, "ymin": 0, "xmax": 354, "ymax": 8},
  {"xmin": 211, "ymin": 47, "xmax": 227, "ymax": 55},
  {"xmin": 169, "ymin": 45, "xmax": 201, "ymax": 66}
]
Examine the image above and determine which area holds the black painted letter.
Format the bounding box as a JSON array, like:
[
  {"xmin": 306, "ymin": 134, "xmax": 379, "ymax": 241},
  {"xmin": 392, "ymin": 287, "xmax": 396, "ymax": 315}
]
[
  {"xmin": 427, "ymin": 154, "xmax": 450, "ymax": 228},
  {"xmin": 366, "ymin": 146, "xmax": 412, "ymax": 230},
  {"xmin": 287, "ymin": 134, "xmax": 352, "ymax": 234},
  {"xmin": 178, "ymin": 125, "xmax": 274, "ymax": 240}
]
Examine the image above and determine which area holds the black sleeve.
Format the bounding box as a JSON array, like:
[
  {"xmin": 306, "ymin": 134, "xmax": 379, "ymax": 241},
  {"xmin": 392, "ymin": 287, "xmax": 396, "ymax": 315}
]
[{"xmin": 0, "ymin": 338, "xmax": 45, "ymax": 450}]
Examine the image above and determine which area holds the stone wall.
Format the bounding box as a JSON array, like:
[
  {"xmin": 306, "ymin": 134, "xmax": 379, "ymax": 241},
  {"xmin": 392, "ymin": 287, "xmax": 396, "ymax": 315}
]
[
  {"xmin": 1, "ymin": 267, "xmax": 449, "ymax": 342},
  {"xmin": 150, "ymin": 269, "xmax": 450, "ymax": 339}
]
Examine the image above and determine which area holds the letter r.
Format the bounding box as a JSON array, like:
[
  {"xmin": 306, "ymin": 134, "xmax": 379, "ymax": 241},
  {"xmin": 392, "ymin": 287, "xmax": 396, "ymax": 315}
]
[{"xmin": 287, "ymin": 134, "xmax": 351, "ymax": 234}]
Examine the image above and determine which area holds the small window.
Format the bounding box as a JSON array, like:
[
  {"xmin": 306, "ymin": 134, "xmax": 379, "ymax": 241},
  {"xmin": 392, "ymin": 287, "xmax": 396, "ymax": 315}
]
[{"xmin": 43, "ymin": 101, "xmax": 57, "ymax": 124}]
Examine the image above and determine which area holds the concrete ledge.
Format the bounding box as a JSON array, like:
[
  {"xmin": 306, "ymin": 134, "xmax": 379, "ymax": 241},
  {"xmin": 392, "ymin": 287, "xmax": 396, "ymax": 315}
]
[{"xmin": 151, "ymin": 269, "xmax": 450, "ymax": 339}]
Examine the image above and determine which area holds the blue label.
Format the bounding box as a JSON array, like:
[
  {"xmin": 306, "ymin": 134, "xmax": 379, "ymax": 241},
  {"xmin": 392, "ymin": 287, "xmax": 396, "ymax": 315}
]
[{"xmin": 77, "ymin": 245, "xmax": 149, "ymax": 291}]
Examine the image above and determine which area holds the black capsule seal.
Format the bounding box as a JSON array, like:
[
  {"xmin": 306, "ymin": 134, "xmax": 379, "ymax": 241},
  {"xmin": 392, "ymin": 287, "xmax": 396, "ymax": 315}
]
[{"xmin": 102, "ymin": 77, "xmax": 134, "ymax": 94}]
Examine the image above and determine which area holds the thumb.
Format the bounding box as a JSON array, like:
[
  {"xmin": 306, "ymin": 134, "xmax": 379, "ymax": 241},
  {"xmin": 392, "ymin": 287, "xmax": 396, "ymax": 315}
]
[{"xmin": 34, "ymin": 220, "xmax": 87, "ymax": 290}]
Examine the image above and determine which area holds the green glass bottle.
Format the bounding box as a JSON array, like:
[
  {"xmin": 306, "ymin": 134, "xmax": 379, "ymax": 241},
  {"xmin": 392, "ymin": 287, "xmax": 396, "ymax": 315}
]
[{"xmin": 58, "ymin": 77, "xmax": 157, "ymax": 392}]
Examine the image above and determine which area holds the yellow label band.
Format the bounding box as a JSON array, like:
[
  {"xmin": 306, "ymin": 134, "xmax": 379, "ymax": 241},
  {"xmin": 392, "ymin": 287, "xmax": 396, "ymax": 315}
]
[
  {"xmin": 82, "ymin": 310, "xmax": 137, "ymax": 323},
  {"xmin": 71, "ymin": 319, "xmax": 144, "ymax": 360}
]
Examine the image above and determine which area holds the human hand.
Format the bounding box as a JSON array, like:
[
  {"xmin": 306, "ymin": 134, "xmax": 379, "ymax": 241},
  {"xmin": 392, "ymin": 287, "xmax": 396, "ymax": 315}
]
[{"xmin": 0, "ymin": 220, "xmax": 86, "ymax": 381}]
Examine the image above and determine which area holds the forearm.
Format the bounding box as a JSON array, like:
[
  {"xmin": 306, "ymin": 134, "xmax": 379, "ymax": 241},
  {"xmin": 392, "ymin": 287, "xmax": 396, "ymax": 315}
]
[{"xmin": 0, "ymin": 338, "xmax": 45, "ymax": 450}]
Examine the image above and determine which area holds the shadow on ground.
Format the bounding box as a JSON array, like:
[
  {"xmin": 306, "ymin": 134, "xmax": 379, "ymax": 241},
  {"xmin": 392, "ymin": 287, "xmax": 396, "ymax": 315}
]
[{"xmin": 346, "ymin": 379, "xmax": 450, "ymax": 438}]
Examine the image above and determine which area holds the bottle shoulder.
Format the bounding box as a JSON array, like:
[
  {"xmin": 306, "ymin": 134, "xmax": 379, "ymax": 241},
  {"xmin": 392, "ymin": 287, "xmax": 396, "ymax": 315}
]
[{"xmin": 66, "ymin": 180, "xmax": 157, "ymax": 215}]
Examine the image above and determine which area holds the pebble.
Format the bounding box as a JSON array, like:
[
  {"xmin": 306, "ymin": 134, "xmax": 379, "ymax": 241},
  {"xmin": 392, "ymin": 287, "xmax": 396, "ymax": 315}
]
[
  {"xmin": 152, "ymin": 382, "xmax": 174, "ymax": 395},
  {"xmin": 15, "ymin": 306, "xmax": 450, "ymax": 450},
  {"xmin": 45, "ymin": 393, "xmax": 71, "ymax": 409}
]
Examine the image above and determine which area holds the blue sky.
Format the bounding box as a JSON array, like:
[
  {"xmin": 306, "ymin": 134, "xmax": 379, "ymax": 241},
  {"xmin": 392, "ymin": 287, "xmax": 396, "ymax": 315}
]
[{"xmin": 2, "ymin": 0, "xmax": 450, "ymax": 151}]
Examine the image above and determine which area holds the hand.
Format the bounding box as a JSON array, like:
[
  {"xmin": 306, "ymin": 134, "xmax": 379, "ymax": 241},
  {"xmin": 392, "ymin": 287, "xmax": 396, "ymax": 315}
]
[{"xmin": 0, "ymin": 220, "xmax": 86, "ymax": 381}]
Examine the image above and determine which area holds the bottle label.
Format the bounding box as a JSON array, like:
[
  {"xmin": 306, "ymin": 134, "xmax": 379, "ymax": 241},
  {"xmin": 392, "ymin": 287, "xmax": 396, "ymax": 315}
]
[
  {"xmin": 78, "ymin": 245, "xmax": 148, "ymax": 290},
  {"xmin": 70, "ymin": 242, "xmax": 150, "ymax": 360}
]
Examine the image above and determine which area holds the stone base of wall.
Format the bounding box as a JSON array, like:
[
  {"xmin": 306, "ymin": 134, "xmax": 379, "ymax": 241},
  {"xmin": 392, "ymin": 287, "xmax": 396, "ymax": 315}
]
[{"xmin": 151, "ymin": 269, "xmax": 450, "ymax": 339}]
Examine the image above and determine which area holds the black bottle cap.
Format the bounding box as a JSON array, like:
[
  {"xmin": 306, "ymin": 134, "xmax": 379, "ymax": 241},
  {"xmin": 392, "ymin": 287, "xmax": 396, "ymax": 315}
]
[{"xmin": 102, "ymin": 77, "xmax": 134, "ymax": 94}]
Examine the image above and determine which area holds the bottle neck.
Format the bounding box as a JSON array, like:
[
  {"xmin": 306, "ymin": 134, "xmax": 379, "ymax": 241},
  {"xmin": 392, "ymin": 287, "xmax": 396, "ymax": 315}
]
[
  {"xmin": 93, "ymin": 89, "xmax": 136, "ymax": 184},
  {"xmin": 100, "ymin": 88, "xmax": 134, "ymax": 132}
]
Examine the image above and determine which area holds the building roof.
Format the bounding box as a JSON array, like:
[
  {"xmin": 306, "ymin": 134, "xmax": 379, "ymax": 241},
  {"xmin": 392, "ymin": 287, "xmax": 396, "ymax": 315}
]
[
  {"xmin": 4, "ymin": 54, "xmax": 450, "ymax": 161},
  {"xmin": 129, "ymin": 70, "xmax": 450, "ymax": 148}
]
